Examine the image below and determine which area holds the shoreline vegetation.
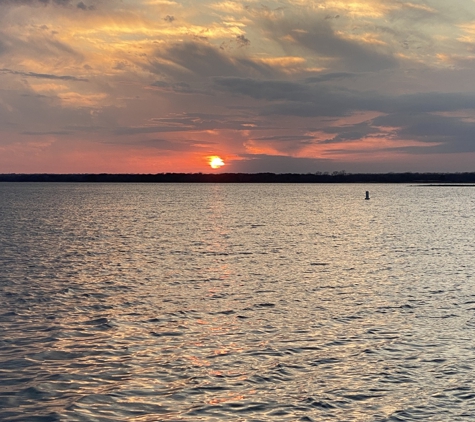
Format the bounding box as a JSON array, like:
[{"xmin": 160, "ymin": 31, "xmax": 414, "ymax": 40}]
[{"xmin": 2, "ymin": 172, "xmax": 475, "ymax": 183}]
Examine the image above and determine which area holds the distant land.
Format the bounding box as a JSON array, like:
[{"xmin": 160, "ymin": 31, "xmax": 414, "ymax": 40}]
[{"xmin": 3, "ymin": 172, "xmax": 475, "ymax": 183}]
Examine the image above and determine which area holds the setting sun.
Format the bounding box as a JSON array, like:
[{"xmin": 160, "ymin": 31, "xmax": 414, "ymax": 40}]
[{"xmin": 209, "ymin": 156, "xmax": 225, "ymax": 169}]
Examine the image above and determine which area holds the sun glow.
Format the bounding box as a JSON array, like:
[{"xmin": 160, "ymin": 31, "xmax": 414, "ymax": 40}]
[{"xmin": 209, "ymin": 156, "xmax": 225, "ymax": 169}]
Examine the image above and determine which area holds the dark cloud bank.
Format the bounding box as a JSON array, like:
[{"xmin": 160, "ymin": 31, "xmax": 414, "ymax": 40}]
[{"xmin": 213, "ymin": 76, "xmax": 475, "ymax": 154}]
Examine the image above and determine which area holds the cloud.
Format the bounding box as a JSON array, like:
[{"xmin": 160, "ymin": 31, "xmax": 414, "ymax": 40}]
[
  {"xmin": 2, "ymin": 0, "xmax": 475, "ymax": 173},
  {"xmin": 110, "ymin": 138, "xmax": 213, "ymax": 152},
  {"xmin": 22, "ymin": 130, "xmax": 72, "ymax": 135},
  {"xmin": 387, "ymin": 1, "xmax": 440, "ymax": 21},
  {"xmin": 214, "ymin": 76, "xmax": 475, "ymax": 118},
  {"xmin": 147, "ymin": 41, "xmax": 274, "ymax": 81},
  {"xmin": 290, "ymin": 23, "xmax": 398, "ymax": 72},
  {"xmin": 0, "ymin": 0, "xmax": 72, "ymax": 5},
  {"xmin": 114, "ymin": 112, "xmax": 267, "ymax": 135},
  {"xmin": 76, "ymin": 1, "xmax": 94, "ymax": 10},
  {"xmin": 220, "ymin": 34, "xmax": 251, "ymax": 51},
  {"xmin": 251, "ymin": 134, "xmax": 315, "ymax": 142},
  {"xmin": 235, "ymin": 34, "xmax": 250, "ymax": 48},
  {"xmin": 0, "ymin": 31, "xmax": 84, "ymax": 69},
  {"xmin": 0, "ymin": 0, "xmax": 97, "ymax": 11},
  {"xmin": 245, "ymin": 133, "xmax": 318, "ymax": 155},
  {"xmin": 148, "ymin": 42, "xmax": 240, "ymax": 78},
  {"xmin": 213, "ymin": 77, "xmax": 314, "ymax": 102},
  {"xmin": 254, "ymin": 9, "xmax": 399, "ymax": 72},
  {"xmin": 114, "ymin": 126, "xmax": 187, "ymax": 136},
  {"xmin": 388, "ymin": 92, "xmax": 475, "ymax": 113},
  {"xmin": 214, "ymin": 73, "xmax": 475, "ymax": 157},
  {"xmin": 0, "ymin": 86, "xmax": 99, "ymax": 135},
  {"xmin": 214, "ymin": 76, "xmax": 362, "ymax": 116},
  {"xmin": 372, "ymin": 112, "xmax": 475, "ymax": 153},
  {"xmin": 227, "ymin": 154, "xmax": 332, "ymax": 173},
  {"xmin": 150, "ymin": 80, "xmax": 203, "ymax": 94},
  {"xmin": 0, "ymin": 38, "xmax": 6, "ymax": 56},
  {"xmin": 320, "ymin": 121, "xmax": 382, "ymax": 143},
  {"xmin": 305, "ymin": 72, "xmax": 357, "ymax": 83},
  {"xmin": 0, "ymin": 68, "xmax": 88, "ymax": 81}
]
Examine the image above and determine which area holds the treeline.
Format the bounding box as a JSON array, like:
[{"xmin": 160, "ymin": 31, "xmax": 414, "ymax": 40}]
[{"xmin": 2, "ymin": 172, "xmax": 475, "ymax": 183}]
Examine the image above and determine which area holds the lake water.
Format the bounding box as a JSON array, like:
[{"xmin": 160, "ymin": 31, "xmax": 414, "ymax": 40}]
[{"xmin": 1, "ymin": 183, "xmax": 475, "ymax": 421}]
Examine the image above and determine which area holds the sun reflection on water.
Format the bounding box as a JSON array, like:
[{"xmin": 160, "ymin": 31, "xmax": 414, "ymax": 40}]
[{"xmin": 2, "ymin": 184, "xmax": 475, "ymax": 420}]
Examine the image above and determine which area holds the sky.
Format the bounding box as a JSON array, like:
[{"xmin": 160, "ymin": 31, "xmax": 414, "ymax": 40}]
[{"xmin": 2, "ymin": 0, "xmax": 475, "ymax": 173}]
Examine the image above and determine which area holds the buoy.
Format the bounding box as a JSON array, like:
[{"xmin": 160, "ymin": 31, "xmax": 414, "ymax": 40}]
[{"xmin": 365, "ymin": 191, "xmax": 370, "ymax": 200}]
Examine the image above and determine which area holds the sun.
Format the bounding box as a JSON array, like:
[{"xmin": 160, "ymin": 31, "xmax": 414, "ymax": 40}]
[{"xmin": 209, "ymin": 156, "xmax": 225, "ymax": 169}]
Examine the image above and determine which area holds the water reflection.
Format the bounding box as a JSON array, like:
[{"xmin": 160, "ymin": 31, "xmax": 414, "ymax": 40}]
[{"xmin": 2, "ymin": 183, "xmax": 475, "ymax": 420}]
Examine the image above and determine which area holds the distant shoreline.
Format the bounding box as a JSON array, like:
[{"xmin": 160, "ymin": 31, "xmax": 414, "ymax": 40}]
[
  {"xmin": 3, "ymin": 173, "xmax": 475, "ymax": 183},
  {"xmin": 417, "ymin": 184, "xmax": 475, "ymax": 187}
]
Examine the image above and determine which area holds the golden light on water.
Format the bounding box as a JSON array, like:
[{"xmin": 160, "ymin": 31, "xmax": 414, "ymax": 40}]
[{"xmin": 209, "ymin": 156, "xmax": 225, "ymax": 169}]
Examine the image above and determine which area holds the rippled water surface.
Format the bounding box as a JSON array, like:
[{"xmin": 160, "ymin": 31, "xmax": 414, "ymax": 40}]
[{"xmin": 2, "ymin": 183, "xmax": 475, "ymax": 421}]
